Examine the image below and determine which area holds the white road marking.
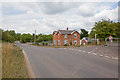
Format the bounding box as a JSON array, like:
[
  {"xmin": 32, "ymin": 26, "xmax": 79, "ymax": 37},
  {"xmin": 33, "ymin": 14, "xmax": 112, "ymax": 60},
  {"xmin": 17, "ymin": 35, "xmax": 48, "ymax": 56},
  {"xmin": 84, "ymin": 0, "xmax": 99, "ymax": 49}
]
[
  {"xmin": 88, "ymin": 52, "xmax": 91, "ymax": 53},
  {"xmin": 66, "ymin": 48, "xmax": 117, "ymax": 60},
  {"xmin": 83, "ymin": 51, "xmax": 86, "ymax": 52},
  {"xmin": 92, "ymin": 53, "xmax": 97, "ymax": 55},
  {"xmin": 105, "ymin": 56, "xmax": 110, "ymax": 58},
  {"xmin": 112, "ymin": 57, "xmax": 118, "ymax": 60},
  {"xmin": 99, "ymin": 54, "xmax": 103, "ymax": 57}
]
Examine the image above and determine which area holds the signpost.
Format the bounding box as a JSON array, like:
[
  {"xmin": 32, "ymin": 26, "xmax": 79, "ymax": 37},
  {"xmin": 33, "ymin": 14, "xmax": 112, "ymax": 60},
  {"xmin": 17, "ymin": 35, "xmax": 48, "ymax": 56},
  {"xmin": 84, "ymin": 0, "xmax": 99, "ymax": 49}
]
[{"xmin": 109, "ymin": 35, "xmax": 113, "ymax": 43}]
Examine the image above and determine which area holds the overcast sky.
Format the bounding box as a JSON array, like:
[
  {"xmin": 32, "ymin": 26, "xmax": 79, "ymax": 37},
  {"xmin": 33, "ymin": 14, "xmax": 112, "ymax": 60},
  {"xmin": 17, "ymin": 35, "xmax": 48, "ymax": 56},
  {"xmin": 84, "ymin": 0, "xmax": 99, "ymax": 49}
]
[{"xmin": 1, "ymin": 2, "xmax": 118, "ymax": 34}]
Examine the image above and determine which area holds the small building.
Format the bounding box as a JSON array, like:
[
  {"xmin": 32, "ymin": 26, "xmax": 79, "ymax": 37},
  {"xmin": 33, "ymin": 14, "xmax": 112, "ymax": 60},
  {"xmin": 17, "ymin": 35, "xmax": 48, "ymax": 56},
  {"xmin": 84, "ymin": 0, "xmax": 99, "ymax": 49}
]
[
  {"xmin": 53, "ymin": 28, "xmax": 80, "ymax": 46},
  {"xmin": 81, "ymin": 37, "xmax": 91, "ymax": 45}
]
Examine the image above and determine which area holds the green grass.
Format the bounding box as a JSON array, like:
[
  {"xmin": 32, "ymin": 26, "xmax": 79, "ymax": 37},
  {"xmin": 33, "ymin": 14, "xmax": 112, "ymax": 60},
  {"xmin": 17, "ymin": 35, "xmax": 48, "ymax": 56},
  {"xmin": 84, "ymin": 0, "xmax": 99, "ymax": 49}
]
[{"xmin": 2, "ymin": 43, "xmax": 29, "ymax": 78}]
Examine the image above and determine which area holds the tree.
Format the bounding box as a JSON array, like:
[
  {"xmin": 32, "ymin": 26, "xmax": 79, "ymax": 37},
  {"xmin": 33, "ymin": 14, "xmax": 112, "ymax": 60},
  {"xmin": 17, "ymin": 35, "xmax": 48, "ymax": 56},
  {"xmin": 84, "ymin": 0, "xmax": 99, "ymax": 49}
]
[
  {"xmin": 36, "ymin": 34, "xmax": 53, "ymax": 42},
  {"xmin": 16, "ymin": 33, "xmax": 21, "ymax": 41},
  {"xmin": 2, "ymin": 31, "xmax": 15, "ymax": 43},
  {"xmin": 20, "ymin": 33, "xmax": 32, "ymax": 43},
  {"xmin": 80, "ymin": 29, "xmax": 88, "ymax": 39},
  {"xmin": 6, "ymin": 30, "xmax": 16, "ymax": 40},
  {"xmin": 0, "ymin": 29, "xmax": 3, "ymax": 40},
  {"xmin": 89, "ymin": 19, "xmax": 120, "ymax": 40}
]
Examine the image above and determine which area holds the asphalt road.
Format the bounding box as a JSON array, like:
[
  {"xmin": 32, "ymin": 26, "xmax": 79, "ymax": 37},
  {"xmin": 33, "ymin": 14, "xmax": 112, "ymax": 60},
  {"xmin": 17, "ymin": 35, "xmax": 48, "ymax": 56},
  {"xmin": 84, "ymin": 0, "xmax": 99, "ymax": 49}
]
[{"xmin": 15, "ymin": 42, "xmax": 118, "ymax": 78}]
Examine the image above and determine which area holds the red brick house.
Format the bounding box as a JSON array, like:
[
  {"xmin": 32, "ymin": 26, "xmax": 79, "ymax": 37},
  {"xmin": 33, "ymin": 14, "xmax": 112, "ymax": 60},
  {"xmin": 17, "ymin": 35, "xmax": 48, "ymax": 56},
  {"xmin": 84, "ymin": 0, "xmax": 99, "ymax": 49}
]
[{"xmin": 53, "ymin": 28, "xmax": 80, "ymax": 46}]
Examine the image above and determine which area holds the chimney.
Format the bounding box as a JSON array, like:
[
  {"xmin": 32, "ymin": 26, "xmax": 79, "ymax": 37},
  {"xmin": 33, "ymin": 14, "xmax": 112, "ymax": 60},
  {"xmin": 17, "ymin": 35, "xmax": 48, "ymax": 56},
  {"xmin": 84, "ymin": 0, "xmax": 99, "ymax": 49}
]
[{"xmin": 67, "ymin": 28, "xmax": 68, "ymax": 30}]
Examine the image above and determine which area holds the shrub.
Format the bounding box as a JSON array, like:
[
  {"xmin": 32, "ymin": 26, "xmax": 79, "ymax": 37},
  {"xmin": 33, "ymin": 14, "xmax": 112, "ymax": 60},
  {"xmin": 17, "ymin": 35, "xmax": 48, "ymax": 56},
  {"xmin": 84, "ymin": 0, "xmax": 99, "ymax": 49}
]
[
  {"xmin": 45, "ymin": 42, "xmax": 48, "ymax": 46},
  {"xmin": 70, "ymin": 41, "xmax": 72, "ymax": 46},
  {"xmin": 42, "ymin": 41, "xmax": 45, "ymax": 46},
  {"xmin": 64, "ymin": 44, "xmax": 68, "ymax": 46}
]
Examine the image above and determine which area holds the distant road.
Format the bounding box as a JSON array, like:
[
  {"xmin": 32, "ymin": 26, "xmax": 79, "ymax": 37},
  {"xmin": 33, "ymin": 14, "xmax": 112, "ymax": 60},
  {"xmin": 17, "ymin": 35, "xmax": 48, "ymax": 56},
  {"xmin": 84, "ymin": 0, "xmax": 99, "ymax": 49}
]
[{"xmin": 15, "ymin": 42, "xmax": 118, "ymax": 78}]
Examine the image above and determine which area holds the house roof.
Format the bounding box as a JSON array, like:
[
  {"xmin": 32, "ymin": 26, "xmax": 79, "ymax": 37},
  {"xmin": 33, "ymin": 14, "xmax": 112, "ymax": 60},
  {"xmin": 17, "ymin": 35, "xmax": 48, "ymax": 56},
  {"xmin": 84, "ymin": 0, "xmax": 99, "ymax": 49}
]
[
  {"xmin": 53, "ymin": 29, "xmax": 79, "ymax": 34},
  {"xmin": 82, "ymin": 37, "xmax": 91, "ymax": 42},
  {"xmin": 59, "ymin": 30, "xmax": 75, "ymax": 34}
]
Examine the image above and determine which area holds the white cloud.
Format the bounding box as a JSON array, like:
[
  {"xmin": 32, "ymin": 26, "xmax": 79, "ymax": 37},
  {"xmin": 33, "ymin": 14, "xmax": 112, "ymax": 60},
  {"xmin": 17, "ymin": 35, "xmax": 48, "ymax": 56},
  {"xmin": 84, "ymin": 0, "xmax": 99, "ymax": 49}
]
[{"xmin": 1, "ymin": 2, "xmax": 118, "ymax": 34}]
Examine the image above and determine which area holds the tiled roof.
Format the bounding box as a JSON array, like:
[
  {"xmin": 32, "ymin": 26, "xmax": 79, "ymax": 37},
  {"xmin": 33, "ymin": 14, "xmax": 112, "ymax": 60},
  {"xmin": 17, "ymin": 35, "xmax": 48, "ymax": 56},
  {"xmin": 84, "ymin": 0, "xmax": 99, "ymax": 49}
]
[
  {"xmin": 59, "ymin": 30, "xmax": 75, "ymax": 34},
  {"xmin": 53, "ymin": 29, "xmax": 79, "ymax": 34}
]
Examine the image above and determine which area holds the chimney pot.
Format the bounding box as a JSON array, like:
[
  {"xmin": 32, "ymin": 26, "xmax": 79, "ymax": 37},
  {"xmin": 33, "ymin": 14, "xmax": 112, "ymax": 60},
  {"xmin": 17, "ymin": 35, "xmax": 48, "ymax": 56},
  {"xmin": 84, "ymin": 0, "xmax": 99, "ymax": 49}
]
[{"xmin": 67, "ymin": 28, "xmax": 68, "ymax": 30}]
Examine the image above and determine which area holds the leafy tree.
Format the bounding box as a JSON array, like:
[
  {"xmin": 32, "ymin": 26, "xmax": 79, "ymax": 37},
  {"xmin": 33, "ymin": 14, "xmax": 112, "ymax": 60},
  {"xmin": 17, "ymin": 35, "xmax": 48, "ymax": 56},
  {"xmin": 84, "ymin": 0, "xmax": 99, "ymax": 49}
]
[
  {"xmin": 16, "ymin": 33, "xmax": 21, "ymax": 41},
  {"xmin": 36, "ymin": 34, "xmax": 53, "ymax": 42},
  {"xmin": 6, "ymin": 30, "xmax": 16, "ymax": 40},
  {"xmin": 0, "ymin": 29, "xmax": 3, "ymax": 40},
  {"xmin": 2, "ymin": 31, "xmax": 15, "ymax": 43},
  {"xmin": 89, "ymin": 19, "xmax": 120, "ymax": 40},
  {"xmin": 80, "ymin": 29, "xmax": 88, "ymax": 39},
  {"xmin": 20, "ymin": 33, "xmax": 32, "ymax": 43}
]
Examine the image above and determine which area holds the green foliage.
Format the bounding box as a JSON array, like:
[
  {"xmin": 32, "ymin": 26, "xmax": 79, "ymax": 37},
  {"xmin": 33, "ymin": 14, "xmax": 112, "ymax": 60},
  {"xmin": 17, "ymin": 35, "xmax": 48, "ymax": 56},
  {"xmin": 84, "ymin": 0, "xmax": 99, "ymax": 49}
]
[
  {"xmin": 80, "ymin": 29, "xmax": 88, "ymax": 39},
  {"xmin": 64, "ymin": 44, "xmax": 68, "ymax": 46},
  {"xmin": 36, "ymin": 34, "xmax": 53, "ymax": 42},
  {"xmin": 70, "ymin": 41, "xmax": 72, "ymax": 46},
  {"xmin": 45, "ymin": 42, "xmax": 48, "ymax": 46},
  {"xmin": 42, "ymin": 41, "xmax": 45, "ymax": 46},
  {"xmin": 1, "ymin": 29, "xmax": 53, "ymax": 43},
  {"xmin": 16, "ymin": 33, "xmax": 21, "ymax": 40},
  {"xmin": 20, "ymin": 33, "xmax": 32, "ymax": 43},
  {"xmin": 89, "ymin": 19, "xmax": 120, "ymax": 40},
  {"xmin": 0, "ymin": 29, "xmax": 3, "ymax": 40},
  {"xmin": 2, "ymin": 30, "xmax": 15, "ymax": 43}
]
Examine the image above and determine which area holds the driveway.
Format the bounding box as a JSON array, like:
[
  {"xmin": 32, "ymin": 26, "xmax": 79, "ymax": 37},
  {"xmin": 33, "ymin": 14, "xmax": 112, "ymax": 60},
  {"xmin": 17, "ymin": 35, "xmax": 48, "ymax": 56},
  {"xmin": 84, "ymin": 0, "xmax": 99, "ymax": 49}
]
[{"xmin": 15, "ymin": 42, "xmax": 118, "ymax": 78}]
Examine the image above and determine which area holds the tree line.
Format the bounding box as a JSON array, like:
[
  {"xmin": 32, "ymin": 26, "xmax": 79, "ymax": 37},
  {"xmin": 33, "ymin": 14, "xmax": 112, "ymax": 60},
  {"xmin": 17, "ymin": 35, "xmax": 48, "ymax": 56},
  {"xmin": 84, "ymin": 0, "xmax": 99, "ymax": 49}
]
[
  {"xmin": 0, "ymin": 29, "xmax": 53, "ymax": 43},
  {"xmin": 0, "ymin": 19, "xmax": 120, "ymax": 43}
]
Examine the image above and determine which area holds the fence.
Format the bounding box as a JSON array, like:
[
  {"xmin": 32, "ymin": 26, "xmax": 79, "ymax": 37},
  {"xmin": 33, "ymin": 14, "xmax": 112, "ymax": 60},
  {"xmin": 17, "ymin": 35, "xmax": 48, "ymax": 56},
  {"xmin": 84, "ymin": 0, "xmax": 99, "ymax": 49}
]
[{"xmin": 105, "ymin": 38, "xmax": 120, "ymax": 47}]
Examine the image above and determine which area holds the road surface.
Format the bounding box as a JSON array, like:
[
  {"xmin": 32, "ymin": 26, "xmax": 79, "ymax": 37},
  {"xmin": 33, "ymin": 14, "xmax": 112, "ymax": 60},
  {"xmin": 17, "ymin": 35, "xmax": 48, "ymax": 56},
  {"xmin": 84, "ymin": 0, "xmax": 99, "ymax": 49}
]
[{"xmin": 15, "ymin": 42, "xmax": 118, "ymax": 78}]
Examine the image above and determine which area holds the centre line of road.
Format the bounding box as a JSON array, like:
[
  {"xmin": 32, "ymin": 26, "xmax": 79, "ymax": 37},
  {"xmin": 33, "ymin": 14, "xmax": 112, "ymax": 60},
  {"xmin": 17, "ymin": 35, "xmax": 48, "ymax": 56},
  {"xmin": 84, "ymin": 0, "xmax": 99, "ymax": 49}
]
[
  {"xmin": 92, "ymin": 53, "xmax": 97, "ymax": 55},
  {"xmin": 88, "ymin": 52, "xmax": 91, "ymax": 54},
  {"xmin": 105, "ymin": 56, "xmax": 110, "ymax": 58},
  {"xmin": 99, "ymin": 54, "xmax": 104, "ymax": 57},
  {"xmin": 111, "ymin": 57, "xmax": 118, "ymax": 60},
  {"xmin": 82, "ymin": 51, "xmax": 86, "ymax": 52}
]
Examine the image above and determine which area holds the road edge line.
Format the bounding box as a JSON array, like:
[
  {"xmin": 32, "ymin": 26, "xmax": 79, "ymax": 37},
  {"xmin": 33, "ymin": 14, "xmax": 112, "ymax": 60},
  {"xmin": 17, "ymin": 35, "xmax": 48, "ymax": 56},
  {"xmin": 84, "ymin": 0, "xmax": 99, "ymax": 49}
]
[{"xmin": 22, "ymin": 50, "xmax": 36, "ymax": 78}]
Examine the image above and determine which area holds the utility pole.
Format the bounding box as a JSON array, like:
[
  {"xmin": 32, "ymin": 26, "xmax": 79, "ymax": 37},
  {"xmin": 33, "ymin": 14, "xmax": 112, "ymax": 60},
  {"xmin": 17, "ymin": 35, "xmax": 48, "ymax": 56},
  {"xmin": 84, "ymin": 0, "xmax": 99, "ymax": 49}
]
[
  {"xmin": 34, "ymin": 29, "xmax": 36, "ymax": 44},
  {"xmin": 95, "ymin": 34, "xmax": 97, "ymax": 40},
  {"xmin": 95, "ymin": 34, "xmax": 97, "ymax": 45}
]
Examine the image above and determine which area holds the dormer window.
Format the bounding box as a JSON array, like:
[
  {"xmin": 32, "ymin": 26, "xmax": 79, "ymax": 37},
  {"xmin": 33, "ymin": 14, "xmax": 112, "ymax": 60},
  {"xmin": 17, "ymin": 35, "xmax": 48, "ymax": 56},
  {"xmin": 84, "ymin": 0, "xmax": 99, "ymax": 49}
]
[{"xmin": 64, "ymin": 34, "xmax": 67, "ymax": 38}]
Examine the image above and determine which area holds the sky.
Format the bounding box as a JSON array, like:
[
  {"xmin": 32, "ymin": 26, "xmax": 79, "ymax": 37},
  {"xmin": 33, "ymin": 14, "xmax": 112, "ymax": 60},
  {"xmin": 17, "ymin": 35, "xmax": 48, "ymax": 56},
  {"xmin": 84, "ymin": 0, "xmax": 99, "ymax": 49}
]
[{"xmin": 1, "ymin": 2, "xmax": 119, "ymax": 34}]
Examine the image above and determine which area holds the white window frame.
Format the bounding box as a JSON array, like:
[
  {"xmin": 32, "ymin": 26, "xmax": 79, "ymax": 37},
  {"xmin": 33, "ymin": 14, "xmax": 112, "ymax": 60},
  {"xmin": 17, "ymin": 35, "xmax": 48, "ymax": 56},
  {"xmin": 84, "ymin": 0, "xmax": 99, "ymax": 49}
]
[
  {"xmin": 58, "ymin": 40, "xmax": 60, "ymax": 45},
  {"xmin": 54, "ymin": 40, "xmax": 55, "ymax": 45},
  {"xmin": 74, "ymin": 34, "xmax": 77, "ymax": 38},
  {"xmin": 74, "ymin": 40, "xmax": 77, "ymax": 45},
  {"xmin": 64, "ymin": 34, "xmax": 67, "ymax": 38},
  {"xmin": 64, "ymin": 40, "xmax": 67, "ymax": 44}
]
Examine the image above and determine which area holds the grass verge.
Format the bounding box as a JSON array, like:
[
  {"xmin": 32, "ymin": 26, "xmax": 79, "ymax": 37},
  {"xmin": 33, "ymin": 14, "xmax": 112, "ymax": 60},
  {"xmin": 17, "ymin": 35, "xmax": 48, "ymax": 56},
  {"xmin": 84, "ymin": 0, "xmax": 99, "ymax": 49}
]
[{"xmin": 2, "ymin": 42, "xmax": 29, "ymax": 78}]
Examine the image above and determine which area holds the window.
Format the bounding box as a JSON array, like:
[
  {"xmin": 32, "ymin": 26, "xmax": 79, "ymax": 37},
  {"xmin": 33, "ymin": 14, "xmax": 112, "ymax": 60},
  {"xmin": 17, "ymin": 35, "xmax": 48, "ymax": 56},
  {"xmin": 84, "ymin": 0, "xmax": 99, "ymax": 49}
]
[
  {"xmin": 64, "ymin": 34, "xmax": 67, "ymax": 38},
  {"xmin": 74, "ymin": 34, "xmax": 77, "ymax": 38},
  {"xmin": 64, "ymin": 40, "xmax": 67, "ymax": 44},
  {"xmin": 54, "ymin": 40, "xmax": 55, "ymax": 45},
  {"xmin": 58, "ymin": 40, "xmax": 60, "ymax": 45},
  {"xmin": 74, "ymin": 40, "xmax": 77, "ymax": 45}
]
